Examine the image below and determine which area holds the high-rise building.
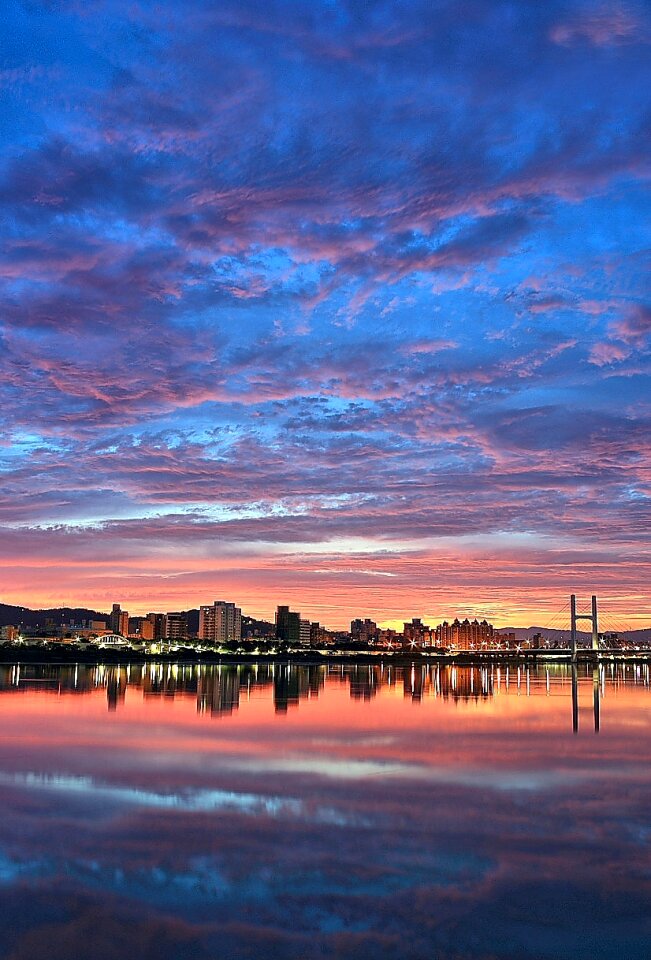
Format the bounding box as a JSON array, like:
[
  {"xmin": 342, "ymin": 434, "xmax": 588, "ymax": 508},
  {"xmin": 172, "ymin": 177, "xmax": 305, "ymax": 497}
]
[
  {"xmin": 403, "ymin": 618, "xmax": 431, "ymax": 647},
  {"xmin": 146, "ymin": 612, "xmax": 166, "ymax": 640},
  {"xmin": 129, "ymin": 617, "xmax": 154, "ymax": 641},
  {"xmin": 275, "ymin": 605, "xmax": 301, "ymax": 644},
  {"xmin": 310, "ymin": 621, "xmax": 332, "ymax": 646},
  {"xmin": 109, "ymin": 603, "xmax": 120, "ymax": 632},
  {"xmin": 435, "ymin": 618, "xmax": 498, "ymax": 650},
  {"xmin": 163, "ymin": 612, "xmax": 187, "ymax": 641},
  {"xmin": 351, "ymin": 618, "xmax": 379, "ymax": 644},
  {"xmin": 109, "ymin": 603, "xmax": 129, "ymax": 636},
  {"xmin": 299, "ymin": 619, "xmax": 311, "ymax": 646},
  {"xmin": 198, "ymin": 601, "xmax": 242, "ymax": 645}
]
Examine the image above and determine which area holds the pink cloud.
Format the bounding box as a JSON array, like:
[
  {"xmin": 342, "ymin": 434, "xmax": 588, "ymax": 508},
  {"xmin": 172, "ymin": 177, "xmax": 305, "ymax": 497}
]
[
  {"xmin": 610, "ymin": 304, "xmax": 651, "ymax": 344},
  {"xmin": 399, "ymin": 339, "xmax": 457, "ymax": 355},
  {"xmin": 588, "ymin": 341, "xmax": 630, "ymax": 365},
  {"xmin": 550, "ymin": 5, "xmax": 648, "ymax": 47}
]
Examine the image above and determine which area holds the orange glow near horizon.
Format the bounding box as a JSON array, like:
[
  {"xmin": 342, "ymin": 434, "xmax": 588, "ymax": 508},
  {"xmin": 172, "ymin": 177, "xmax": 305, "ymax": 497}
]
[{"xmin": 2, "ymin": 536, "xmax": 649, "ymax": 630}]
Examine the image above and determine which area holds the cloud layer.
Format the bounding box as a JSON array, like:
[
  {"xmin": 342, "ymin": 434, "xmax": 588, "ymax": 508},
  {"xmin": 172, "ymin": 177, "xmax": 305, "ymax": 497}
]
[{"xmin": 1, "ymin": 0, "xmax": 650, "ymax": 625}]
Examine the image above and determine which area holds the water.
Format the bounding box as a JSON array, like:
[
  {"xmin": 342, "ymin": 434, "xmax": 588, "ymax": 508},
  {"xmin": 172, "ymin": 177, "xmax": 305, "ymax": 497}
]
[{"xmin": 0, "ymin": 660, "xmax": 649, "ymax": 959}]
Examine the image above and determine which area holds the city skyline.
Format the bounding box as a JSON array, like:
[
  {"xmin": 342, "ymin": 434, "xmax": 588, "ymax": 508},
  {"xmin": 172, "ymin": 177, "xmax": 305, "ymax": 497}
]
[
  {"xmin": 1, "ymin": 592, "xmax": 644, "ymax": 642},
  {"xmin": 2, "ymin": 1, "xmax": 650, "ymax": 629},
  {"xmin": 2, "ymin": 585, "xmax": 649, "ymax": 633}
]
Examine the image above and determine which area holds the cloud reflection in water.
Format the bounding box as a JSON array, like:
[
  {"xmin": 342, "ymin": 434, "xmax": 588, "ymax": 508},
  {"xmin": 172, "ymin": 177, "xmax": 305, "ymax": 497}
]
[{"xmin": 0, "ymin": 662, "xmax": 650, "ymax": 959}]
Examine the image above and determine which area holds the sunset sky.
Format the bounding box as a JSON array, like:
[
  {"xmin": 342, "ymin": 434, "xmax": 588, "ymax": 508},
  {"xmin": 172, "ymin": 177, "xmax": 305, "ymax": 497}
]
[{"xmin": 1, "ymin": 0, "xmax": 650, "ymax": 628}]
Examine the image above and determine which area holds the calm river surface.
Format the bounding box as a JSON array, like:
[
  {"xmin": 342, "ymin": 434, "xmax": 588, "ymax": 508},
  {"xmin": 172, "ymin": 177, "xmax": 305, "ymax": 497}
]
[{"xmin": 0, "ymin": 660, "xmax": 649, "ymax": 959}]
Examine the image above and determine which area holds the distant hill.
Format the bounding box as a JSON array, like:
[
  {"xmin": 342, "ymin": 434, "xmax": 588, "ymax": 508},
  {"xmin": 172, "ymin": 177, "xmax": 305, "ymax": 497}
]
[
  {"xmin": 242, "ymin": 615, "xmax": 275, "ymax": 638},
  {"xmin": 509, "ymin": 626, "xmax": 651, "ymax": 645},
  {"xmin": 0, "ymin": 603, "xmax": 202, "ymax": 632},
  {"xmin": 0, "ymin": 602, "xmax": 109, "ymax": 628}
]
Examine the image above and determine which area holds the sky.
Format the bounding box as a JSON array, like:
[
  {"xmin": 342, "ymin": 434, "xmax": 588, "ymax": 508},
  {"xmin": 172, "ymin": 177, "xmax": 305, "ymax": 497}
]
[{"xmin": 1, "ymin": 0, "xmax": 650, "ymax": 628}]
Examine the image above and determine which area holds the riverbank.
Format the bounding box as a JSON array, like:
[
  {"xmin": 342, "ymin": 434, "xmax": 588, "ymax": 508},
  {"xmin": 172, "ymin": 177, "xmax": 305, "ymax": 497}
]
[{"xmin": 1, "ymin": 642, "xmax": 650, "ymax": 666}]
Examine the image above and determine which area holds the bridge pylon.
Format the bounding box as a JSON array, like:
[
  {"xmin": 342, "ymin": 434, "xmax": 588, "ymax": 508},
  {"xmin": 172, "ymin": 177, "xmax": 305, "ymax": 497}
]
[{"xmin": 570, "ymin": 594, "xmax": 599, "ymax": 660}]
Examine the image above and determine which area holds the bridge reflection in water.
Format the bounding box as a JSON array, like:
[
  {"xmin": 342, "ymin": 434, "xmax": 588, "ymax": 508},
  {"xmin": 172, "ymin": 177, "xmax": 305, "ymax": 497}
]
[{"xmin": 1, "ymin": 660, "xmax": 647, "ymax": 731}]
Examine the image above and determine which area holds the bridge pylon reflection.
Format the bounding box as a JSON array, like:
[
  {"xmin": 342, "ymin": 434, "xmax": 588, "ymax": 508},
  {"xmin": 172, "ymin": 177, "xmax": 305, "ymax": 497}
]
[{"xmin": 571, "ymin": 664, "xmax": 601, "ymax": 734}]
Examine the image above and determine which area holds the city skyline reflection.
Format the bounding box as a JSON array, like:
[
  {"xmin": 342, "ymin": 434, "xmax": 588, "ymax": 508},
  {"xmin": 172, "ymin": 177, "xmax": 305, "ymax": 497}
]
[{"xmin": 0, "ymin": 661, "xmax": 646, "ymax": 732}]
